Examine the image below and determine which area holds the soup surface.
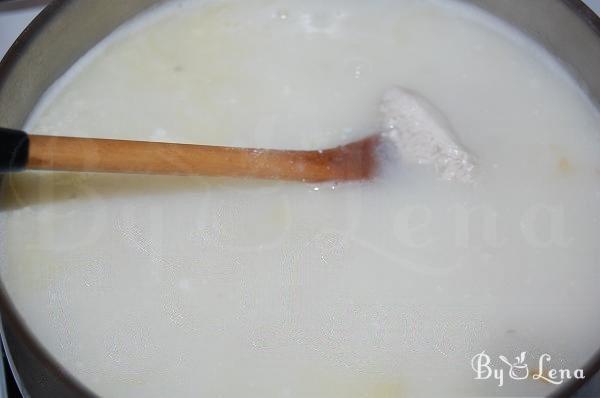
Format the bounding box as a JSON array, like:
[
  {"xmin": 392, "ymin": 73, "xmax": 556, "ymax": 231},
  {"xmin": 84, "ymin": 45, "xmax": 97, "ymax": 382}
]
[{"xmin": 1, "ymin": 0, "xmax": 600, "ymax": 396}]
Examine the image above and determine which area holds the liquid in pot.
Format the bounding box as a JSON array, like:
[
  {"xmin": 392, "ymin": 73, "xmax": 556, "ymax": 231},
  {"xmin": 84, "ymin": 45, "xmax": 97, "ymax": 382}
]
[{"xmin": 1, "ymin": 0, "xmax": 600, "ymax": 396}]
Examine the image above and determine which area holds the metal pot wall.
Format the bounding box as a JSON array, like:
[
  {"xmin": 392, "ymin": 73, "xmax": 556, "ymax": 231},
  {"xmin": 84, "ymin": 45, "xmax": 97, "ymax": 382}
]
[{"xmin": 0, "ymin": 1, "xmax": 599, "ymax": 396}]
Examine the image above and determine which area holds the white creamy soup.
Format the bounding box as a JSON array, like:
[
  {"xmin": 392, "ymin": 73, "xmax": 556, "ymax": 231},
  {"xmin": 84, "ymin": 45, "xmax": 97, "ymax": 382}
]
[{"xmin": 1, "ymin": 0, "xmax": 600, "ymax": 396}]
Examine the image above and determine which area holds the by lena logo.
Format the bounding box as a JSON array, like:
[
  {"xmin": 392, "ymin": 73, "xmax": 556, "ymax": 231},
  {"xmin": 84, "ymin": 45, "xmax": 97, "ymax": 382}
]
[{"xmin": 471, "ymin": 351, "xmax": 585, "ymax": 387}]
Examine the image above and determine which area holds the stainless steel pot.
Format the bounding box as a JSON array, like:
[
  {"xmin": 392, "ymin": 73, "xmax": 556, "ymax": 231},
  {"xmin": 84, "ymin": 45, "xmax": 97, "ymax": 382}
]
[{"xmin": 0, "ymin": 1, "xmax": 599, "ymax": 396}]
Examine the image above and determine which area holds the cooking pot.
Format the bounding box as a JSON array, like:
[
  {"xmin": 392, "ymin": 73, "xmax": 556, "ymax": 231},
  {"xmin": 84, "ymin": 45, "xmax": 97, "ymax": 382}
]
[{"xmin": 0, "ymin": 0, "xmax": 599, "ymax": 396}]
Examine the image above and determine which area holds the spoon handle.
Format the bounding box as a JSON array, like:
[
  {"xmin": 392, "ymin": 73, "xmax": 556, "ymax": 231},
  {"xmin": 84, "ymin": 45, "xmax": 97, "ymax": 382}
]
[
  {"xmin": 0, "ymin": 128, "xmax": 372, "ymax": 182},
  {"xmin": 0, "ymin": 128, "xmax": 29, "ymax": 171},
  {"xmin": 26, "ymin": 133, "xmax": 284, "ymax": 178}
]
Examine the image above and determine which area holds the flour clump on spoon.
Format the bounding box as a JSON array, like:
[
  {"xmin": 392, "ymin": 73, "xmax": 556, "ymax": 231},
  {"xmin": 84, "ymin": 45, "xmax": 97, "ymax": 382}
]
[{"xmin": 380, "ymin": 86, "xmax": 478, "ymax": 183}]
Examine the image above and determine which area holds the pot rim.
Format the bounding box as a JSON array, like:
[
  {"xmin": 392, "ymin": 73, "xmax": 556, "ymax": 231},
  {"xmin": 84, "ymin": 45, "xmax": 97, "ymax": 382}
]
[{"xmin": 0, "ymin": 1, "xmax": 599, "ymax": 397}]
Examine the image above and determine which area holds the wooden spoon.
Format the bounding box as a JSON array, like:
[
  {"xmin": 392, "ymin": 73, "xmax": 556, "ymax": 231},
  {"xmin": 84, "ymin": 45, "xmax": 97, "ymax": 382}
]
[{"xmin": 0, "ymin": 128, "xmax": 380, "ymax": 183}]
